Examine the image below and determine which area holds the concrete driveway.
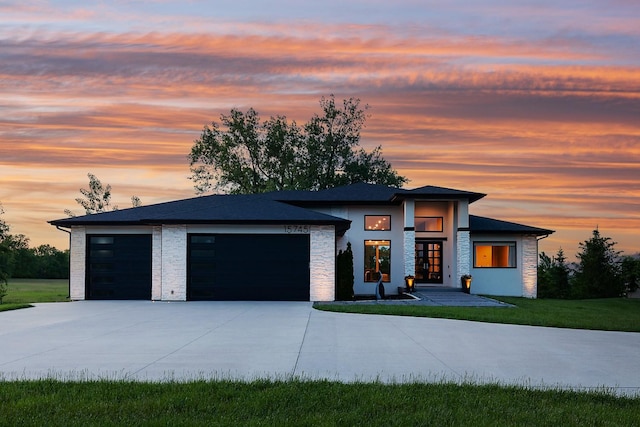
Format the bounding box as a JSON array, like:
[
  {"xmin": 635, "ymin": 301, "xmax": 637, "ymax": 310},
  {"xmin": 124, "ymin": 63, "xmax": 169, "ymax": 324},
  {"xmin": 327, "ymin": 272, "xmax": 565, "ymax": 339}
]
[{"xmin": 1, "ymin": 301, "xmax": 639, "ymax": 396}]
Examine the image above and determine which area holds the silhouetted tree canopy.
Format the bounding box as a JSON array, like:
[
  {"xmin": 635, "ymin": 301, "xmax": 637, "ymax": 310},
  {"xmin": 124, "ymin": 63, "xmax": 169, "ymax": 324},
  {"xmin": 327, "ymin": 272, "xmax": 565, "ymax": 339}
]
[{"xmin": 188, "ymin": 95, "xmax": 408, "ymax": 194}]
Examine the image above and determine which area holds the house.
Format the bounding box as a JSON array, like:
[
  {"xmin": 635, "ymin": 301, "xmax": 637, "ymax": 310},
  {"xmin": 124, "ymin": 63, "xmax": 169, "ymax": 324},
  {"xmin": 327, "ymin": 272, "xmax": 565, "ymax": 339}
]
[{"xmin": 50, "ymin": 183, "xmax": 553, "ymax": 301}]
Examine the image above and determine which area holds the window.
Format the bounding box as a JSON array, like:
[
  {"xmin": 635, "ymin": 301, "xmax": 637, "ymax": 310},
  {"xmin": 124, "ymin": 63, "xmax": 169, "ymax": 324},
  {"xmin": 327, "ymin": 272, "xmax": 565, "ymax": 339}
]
[
  {"xmin": 364, "ymin": 240, "xmax": 391, "ymax": 282},
  {"xmin": 474, "ymin": 242, "xmax": 516, "ymax": 268},
  {"xmin": 415, "ymin": 217, "xmax": 443, "ymax": 232},
  {"xmin": 365, "ymin": 215, "xmax": 391, "ymax": 231}
]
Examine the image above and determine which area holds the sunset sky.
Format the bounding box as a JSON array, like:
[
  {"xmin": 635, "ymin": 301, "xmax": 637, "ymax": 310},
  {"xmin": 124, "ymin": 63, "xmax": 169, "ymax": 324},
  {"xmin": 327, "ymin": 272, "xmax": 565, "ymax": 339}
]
[{"xmin": 1, "ymin": 0, "xmax": 639, "ymax": 259}]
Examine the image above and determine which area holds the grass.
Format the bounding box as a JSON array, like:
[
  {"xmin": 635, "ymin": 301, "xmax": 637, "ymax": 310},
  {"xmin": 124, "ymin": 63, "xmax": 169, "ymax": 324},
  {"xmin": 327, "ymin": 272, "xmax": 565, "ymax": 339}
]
[
  {"xmin": 315, "ymin": 297, "xmax": 640, "ymax": 332},
  {"xmin": 0, "ymin": 278, "xmax": 68, "ymax": 312},
  {"xmin": 0, "ymin": 379, "xmax": 638, "ymax": 426}
]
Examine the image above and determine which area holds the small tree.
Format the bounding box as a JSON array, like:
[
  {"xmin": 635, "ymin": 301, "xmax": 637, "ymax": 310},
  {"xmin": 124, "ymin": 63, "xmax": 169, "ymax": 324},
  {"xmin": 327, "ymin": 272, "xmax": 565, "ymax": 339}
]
[
  {"xmin": 336, "ymin": 242, "xmax": 354, "ymax": 300},
  {"xmin": 538, "ymin": 248, "xmax": 570, "ymax": 299},
  {"xmin": 66, "ymin": 173, "xmax": 141, "ymax": 216},
  {"xmin": 572, "ymin": 229, "xmax": 624, "ymax": 298},
  {"xmin": 538, "ymin": 248, "xmax": 571, "ymax": 298}
]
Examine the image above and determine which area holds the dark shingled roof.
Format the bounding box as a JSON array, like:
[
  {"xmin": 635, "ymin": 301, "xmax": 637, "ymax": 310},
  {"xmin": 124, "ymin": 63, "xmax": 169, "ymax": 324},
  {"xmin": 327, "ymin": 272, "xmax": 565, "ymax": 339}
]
[
  {"xmin": 469, "ymin": 215, "xmax": 554, "ymax": 236},
  {"xmin": 49, "ymin": 183, "xmax": 496, "ymax": 236},
  {"xmin": 49, "ymin": 194, "xmax": 352, "ymax": 234},
  {"xmin": 268, "ymin": 182, "xmax": 485, "ymax": 205}
]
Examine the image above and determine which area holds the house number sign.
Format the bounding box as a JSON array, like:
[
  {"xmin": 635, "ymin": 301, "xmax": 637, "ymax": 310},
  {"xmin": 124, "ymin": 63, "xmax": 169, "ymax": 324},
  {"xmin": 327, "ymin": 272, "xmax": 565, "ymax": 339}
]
[{"xmin": 284, "ymin": 225, "xmax": 310, "ymax": 234}]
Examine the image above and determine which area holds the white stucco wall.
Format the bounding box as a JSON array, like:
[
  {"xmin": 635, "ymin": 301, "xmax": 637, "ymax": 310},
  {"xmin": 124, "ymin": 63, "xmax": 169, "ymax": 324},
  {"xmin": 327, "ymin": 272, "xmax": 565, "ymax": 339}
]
[
  {"xmin": 331, "ymin": 205, "xmax": 405, "ymax": 295},
  {"xmin": 470, "ymin": 234, "xmax": 539, "ymax": 297},
  {"xmin": 69, "ymin": 226, "xmax": 86, "ymax": 300}
]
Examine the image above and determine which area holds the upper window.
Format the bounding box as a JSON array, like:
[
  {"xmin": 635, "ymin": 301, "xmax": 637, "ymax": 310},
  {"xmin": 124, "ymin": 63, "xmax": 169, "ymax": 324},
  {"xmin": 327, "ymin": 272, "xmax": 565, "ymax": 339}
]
[
  {"xmin": 365, "ymin": 215, "xmax": 391, "ymax": 231},
  {"xmin": 415, "ymin": 217, "xmax": 443, "ymax": 232},
  {"xmin": 474, "ymin": 242, "xmax": 516, "ymax": 268}
]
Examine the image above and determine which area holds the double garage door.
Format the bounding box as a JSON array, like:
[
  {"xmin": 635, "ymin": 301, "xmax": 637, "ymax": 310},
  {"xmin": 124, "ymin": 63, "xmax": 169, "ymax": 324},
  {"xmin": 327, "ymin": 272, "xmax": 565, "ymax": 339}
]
[
  {"xmin": 86, "ymin": 233, "xmax": 310, "ymax": 301},
  {"xmin": 188, "ymin": 234, "xmax": 310, "ymax": 301}
]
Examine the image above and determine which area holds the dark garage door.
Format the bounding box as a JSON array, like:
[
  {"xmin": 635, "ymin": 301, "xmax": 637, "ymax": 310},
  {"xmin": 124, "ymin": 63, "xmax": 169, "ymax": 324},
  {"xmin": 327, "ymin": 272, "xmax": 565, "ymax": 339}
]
[
  {"xmin": 188, "ymin": 234, "xmax": 310, "ymax": 301},
  {"xmin": 86, "ymin": 234, "xmax": 152, "ymax": 300}
]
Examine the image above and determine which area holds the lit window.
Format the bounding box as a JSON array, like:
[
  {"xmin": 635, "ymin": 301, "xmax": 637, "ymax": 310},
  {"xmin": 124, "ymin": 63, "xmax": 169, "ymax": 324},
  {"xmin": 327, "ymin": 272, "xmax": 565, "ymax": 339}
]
[
  {"xmin": 364, "ymin": 240, "xmax": 391, "ymax": 282},
  {"xmin": 474, "ymin": 242, "xmax": 516, "ymax": 268},
  {"xmin": 365, "ymin": 215, "xmax": 391, "ymax": 231},
  {"xmin": 415, "ymin": 217, "xmax": 443, "ymax": 232}
]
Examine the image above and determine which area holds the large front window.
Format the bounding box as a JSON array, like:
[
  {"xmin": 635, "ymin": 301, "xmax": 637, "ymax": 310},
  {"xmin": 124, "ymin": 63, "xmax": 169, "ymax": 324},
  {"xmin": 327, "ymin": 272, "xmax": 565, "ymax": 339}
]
[
  {"xmin": 474, "ymin": 242, "xmax": 516, "ymax": 268},
  {"xmin": 364, "ymin": 240, "xmax": 390, "ymax": 282}
]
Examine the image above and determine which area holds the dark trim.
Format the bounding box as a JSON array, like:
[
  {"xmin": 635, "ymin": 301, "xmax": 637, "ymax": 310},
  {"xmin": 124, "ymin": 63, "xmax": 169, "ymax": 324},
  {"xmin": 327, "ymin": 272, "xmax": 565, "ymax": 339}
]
[
  {"xmin": 403, "ymin": 227, "xmax": 415, "ymax": 231},
  {"xmin": 458, "ymin": 227, "xmax": 471, "ymax": 231}
]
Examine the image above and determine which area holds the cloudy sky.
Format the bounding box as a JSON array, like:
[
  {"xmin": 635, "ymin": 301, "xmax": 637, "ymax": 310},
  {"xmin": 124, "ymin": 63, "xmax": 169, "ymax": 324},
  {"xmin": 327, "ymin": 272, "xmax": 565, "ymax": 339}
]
[{"xmin": 1, "ymin": 0, "xmax": 639, "ymax": 258}]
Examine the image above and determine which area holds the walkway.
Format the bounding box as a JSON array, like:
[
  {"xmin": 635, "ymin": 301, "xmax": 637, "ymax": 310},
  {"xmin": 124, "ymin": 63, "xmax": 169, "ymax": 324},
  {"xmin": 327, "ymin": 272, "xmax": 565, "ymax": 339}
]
[{"xmin": 319, "ymin": 287, "xmax": 513, "ymax": 307}]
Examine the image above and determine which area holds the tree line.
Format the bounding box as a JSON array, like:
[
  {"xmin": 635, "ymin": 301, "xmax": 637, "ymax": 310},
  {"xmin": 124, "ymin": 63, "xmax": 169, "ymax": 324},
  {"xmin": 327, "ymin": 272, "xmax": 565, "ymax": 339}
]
[
  {"xmin": 0, "ymin": 203, "xmax": 69, "ymax": 284},
  {"xmin": 538, "ymin": 229, "xmax": 640, "ymax": 299}
]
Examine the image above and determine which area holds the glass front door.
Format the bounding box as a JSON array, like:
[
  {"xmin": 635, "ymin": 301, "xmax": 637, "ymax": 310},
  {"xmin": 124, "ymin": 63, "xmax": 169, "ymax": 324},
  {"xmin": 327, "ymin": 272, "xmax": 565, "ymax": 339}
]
[{"xmin": 415, "ymin": 241, "xmax": 443, "ymax": 284}]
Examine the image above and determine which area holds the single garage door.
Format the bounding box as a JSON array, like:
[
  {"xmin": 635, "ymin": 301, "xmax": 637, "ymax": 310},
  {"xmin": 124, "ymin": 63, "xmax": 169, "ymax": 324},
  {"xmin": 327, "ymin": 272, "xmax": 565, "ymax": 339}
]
[
  {"xmin": 188, "ymin": 234, "xmax": 310, "ymax": 301},
  {"xmin": 86, "ymin": 234, "xmax": 152, "ymax": 300}
]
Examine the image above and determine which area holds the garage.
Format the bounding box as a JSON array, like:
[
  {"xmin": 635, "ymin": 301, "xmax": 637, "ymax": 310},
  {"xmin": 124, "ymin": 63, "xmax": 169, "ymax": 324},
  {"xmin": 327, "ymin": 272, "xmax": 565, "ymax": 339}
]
[
  {"xmin": 188, "ymin": 234, "xmax": 310, "ymax": 301},
  {"xmin": 86, "ymin": 234, "xmax": 152, "ymax": 300}
]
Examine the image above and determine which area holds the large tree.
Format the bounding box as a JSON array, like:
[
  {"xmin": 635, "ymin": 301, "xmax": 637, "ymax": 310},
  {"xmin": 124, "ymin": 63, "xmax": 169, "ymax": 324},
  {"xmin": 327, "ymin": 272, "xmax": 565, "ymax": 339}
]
[
  {"xmin": 572, "ymin": 229, "xmax": 624, "ymax": 298},
  {"xmin": 188, "ymin": 96, "xmax": 408, "ymax": 194}
]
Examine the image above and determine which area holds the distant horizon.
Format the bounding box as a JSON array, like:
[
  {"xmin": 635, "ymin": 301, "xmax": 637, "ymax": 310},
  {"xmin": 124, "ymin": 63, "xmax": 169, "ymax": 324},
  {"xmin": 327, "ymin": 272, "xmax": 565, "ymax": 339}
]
[{"xmin": 1, "ymin": 0, "xmax": 639, "ymax": 261}]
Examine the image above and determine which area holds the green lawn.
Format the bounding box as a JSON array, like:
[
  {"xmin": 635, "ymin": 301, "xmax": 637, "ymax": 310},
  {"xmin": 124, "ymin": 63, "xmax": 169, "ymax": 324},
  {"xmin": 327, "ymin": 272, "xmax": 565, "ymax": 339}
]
[
  {"xmin": 315, "ymin": 297, "xmax": 640, "ymax": 332},
  {"xmin": 0, "ymin": 379, "xmax": 637, "ymax": 426},
  {"xmin": 0, "ymin": 278, "xmax": 68, "ymax": 312}
]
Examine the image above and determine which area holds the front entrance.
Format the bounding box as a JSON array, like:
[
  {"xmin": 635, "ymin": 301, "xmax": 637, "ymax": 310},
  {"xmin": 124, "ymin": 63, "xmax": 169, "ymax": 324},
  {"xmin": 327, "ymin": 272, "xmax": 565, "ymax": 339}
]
[{"xmin": 415, "ymin": 240, "xmax": 443, "ymax": 284}]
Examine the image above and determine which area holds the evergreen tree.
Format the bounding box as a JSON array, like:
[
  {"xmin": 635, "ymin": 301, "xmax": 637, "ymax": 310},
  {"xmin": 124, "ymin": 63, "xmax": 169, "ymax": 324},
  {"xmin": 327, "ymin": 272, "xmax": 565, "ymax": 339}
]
[
  {"xmin": 336, "ymin": 242, "xmax": 354, "ymax": 300},
  {"xmin": 572, "ymin": 229, "xmax": 624, "ymax": 298},
  {"xmin": 537, "ymin": 248, "xmax": 570, "ymax": 298}
]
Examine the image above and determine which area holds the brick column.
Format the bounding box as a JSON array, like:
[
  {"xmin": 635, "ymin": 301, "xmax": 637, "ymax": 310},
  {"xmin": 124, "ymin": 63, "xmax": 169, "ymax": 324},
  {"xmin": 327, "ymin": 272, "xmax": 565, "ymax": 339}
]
[
  {"xmin": 456, "ymin": 230, "xmax": 471, "ymax": 288},
  {"xmin": 69, "ymin": 226, "xmax": 86, "ymax": 300},
  {"xmin": 310, "ymin": 225, "xmax": 335, "ymax": 301},
  {"xmin": 403, "ymin": 229, "xmax": 416, "ymax": 277},
  {"xmin": 522, "ymin": 236, "xmax": 538, "ymax": 298},
  {"xmin": 161, "ymin": 225, "xmax": 187, "ymax": 301}
]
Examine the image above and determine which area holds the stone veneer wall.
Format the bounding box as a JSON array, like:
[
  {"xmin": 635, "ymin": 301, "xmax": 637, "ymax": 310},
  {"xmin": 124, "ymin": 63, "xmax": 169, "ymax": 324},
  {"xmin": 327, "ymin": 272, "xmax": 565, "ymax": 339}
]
[
  {"xmin": 151, "ymin": 226, "xmax": 163, "ymax": 300},
  {"xmin": 521, "ymin": 235, "xmax": 538, "ymax": 298},
  {"xmin": 403, "ymin": 230, "xmax": 416, "ymax": 277},
  {"xmin": 309, "ymin": 225, "xmax": 335, "ymax": 301},
  {"xmin": 161, "ymin": 225, "xmax": 187, "ymax": 301},
  {"xmin": 456, "ymin": 230, "xmax": 471, "ymax": 287},
  {"xmin": 69, "ymin": 226, "xmax": 86, "ymax": 300}
]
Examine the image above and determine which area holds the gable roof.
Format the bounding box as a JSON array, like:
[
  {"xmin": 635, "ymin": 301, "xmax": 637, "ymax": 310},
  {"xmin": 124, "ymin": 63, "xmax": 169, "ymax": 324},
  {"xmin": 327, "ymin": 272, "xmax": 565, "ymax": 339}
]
[{"xmin": 469, "ymin": 215, "xmax": 554, "ymax": 236}]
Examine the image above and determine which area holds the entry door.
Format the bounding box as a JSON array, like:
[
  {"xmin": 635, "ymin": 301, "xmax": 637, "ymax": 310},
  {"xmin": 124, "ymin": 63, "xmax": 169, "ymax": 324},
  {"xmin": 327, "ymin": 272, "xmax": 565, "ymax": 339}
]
[{"xmin": 415, "ymin": 241, "xmax": 443, "ymax": 284}]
